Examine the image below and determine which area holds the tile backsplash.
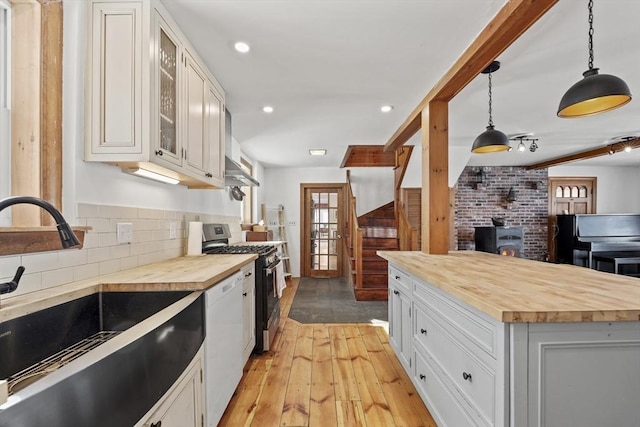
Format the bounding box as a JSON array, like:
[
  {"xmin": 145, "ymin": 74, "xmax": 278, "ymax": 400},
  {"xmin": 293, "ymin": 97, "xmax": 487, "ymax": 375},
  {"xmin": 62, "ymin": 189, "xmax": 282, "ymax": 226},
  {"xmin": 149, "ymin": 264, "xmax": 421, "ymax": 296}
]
[{"xmin": 0, "ymin": 203, "xmax": 241, "ymax": 299}]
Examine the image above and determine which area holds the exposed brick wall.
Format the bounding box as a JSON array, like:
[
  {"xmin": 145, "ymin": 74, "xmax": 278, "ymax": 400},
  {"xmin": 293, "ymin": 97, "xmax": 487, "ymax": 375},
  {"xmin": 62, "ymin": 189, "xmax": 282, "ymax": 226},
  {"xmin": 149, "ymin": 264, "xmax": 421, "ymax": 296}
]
[{"xmin": 454, "ymin": 166, "xmax": 549, "ymax": 261}]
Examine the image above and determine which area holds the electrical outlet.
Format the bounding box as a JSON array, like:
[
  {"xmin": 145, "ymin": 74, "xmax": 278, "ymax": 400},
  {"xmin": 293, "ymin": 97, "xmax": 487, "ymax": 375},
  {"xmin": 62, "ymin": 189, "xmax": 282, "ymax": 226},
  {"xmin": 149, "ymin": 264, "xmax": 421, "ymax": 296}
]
[
  {"xmin": 117, "ymin": 223, "xmax": 133, "ymax": 244},
  {"xmin": 169, "ymin": 222, "xmax": 177, "ymax": 239}
]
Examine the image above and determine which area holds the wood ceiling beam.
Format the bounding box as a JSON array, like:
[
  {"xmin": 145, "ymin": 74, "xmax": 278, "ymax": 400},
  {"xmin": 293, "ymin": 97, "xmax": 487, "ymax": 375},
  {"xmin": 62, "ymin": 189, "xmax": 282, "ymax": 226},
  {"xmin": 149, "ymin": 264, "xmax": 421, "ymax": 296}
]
[
  {"xmin": 527, "ymin": 138, "xmax": 640, "ymax": 169},
  {"xmin": 384, "ymin": 0, "xmax": 558, "ymax": 153}
]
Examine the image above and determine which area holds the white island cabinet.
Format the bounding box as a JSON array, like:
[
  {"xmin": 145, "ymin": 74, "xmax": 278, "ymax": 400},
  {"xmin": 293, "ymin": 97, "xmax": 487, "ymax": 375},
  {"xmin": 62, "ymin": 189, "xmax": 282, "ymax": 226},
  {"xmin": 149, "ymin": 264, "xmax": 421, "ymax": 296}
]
[
  {"xmin": 379, "ymin": 251, "xmax": 640, "ymax": 427},
  {"xmin": 86, "ymin": 0, "xmax": 225, "ymax": 188}
]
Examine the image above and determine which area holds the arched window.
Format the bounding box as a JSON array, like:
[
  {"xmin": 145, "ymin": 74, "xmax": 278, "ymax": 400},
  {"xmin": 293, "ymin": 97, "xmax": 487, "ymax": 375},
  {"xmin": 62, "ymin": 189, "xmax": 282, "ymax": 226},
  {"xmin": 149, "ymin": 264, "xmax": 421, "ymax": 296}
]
[
  {"xmin": 556, "ymin": 186, "xmax": 563, "ymax": 198},
  {"xmin": 571, "ymin": 186, "xmax": 579, "ymax": 198},
  {"xmin": 563, "ymin": 187, "xmax": 571, "ymax": 198},
  {"xmin": 579, "ymin": 186, "xmax": 587, "ymax": 198}
]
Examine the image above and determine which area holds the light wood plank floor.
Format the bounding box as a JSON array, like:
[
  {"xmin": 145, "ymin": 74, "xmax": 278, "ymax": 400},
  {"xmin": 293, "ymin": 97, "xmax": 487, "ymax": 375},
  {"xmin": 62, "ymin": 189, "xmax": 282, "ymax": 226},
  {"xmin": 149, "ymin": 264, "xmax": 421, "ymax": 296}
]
[{"xmin": 219, "ymin": 278, "xmax": 437, "ymax": 427}]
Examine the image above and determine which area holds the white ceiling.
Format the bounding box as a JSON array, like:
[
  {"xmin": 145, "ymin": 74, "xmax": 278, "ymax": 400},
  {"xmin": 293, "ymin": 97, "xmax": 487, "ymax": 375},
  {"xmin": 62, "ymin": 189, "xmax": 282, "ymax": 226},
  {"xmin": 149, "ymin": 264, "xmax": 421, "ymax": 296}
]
[{"xmin": 163, "ymin": 0, "xmax": 640, "ymax": 170}]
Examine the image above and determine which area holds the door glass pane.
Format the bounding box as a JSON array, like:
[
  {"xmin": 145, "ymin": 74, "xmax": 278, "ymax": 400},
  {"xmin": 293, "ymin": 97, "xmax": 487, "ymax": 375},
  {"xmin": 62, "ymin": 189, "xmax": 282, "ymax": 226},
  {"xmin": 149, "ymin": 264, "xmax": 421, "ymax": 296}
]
[
  {"xmin": 563, "ymin": 187, "xmax": 571, "ymax": 198},
  {"xmin": 571, "ymin": 186, "xmax": 579, "ymax": 198},
  {"xmin": 329, "ymin": 193, "xmax": 338, "ymax": 208},
  {"xmin": 328, "ymin": 256, "xmax": 337, "ymax": 270},
  {"xmin": 159, "ymin": 28, "xmax": 177, "ymax": 155}
]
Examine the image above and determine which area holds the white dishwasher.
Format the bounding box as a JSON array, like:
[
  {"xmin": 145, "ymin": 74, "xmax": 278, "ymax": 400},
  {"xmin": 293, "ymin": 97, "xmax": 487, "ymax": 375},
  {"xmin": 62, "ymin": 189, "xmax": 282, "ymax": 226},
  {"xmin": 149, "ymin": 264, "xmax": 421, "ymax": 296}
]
[{"xmin": 205, "ymin": 270, "xmax": 243, "ymax": 426}]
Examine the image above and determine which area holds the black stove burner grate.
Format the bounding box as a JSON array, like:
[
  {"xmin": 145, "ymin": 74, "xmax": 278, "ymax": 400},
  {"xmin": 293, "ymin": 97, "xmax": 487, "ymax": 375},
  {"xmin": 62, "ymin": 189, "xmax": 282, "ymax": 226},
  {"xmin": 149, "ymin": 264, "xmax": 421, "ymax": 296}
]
[{"xmin": 204, "ymin": 244, "xmax": 275, "ymax": 256}]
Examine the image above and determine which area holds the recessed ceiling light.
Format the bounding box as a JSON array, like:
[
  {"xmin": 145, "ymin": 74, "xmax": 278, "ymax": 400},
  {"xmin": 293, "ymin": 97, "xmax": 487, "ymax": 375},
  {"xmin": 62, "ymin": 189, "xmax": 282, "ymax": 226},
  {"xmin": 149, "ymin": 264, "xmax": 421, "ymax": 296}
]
[
  {"xmin": 234, "ymin": 41, "xmax": 250, "ymax": 53},
  {"xmin": 380, "ymin": 105, "xmax": 393, "ymax": 113},
  {"xmin": 309, "ymin": 149, "xmax": 327, "ymax": 156},
  {"xmin": 262, "ymin": 106, "xmax": 274, "ymax": 113},
  {"xmin": 624, "ymin": 146, "xmax": 632, "ymax": 153}
]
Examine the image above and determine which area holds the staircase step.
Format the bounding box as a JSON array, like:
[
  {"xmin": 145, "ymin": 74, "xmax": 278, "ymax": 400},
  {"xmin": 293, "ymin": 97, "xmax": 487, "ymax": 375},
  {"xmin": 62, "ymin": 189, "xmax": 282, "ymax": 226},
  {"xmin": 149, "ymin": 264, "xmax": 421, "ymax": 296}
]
[
  {"xmin": 359, "ymin": 217, "xmax": 396, "ymax": 227},
  {"xmin": 363, "ymin": 237, "xmax": 398, "ymax": 249},
  {"xmin": 362, "ymin": 227, "xmax": 397, "ymax": 238},
  {"xmin": 362, "ymin": 257, "xmax": 388, "ymax": 270},
  {"xmin": 361, "ymin": 271, "xmax": 388, "ymax": 286},
  {"xmin": 354, "ymin": 288, "xmax": 388, "ymax": 301}
]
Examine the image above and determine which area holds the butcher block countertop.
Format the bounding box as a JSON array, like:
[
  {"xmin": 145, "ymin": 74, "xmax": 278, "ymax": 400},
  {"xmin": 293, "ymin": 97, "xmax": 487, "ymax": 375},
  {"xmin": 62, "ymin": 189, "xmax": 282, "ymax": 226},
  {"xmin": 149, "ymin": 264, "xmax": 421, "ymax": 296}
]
[
  {"xmin": 0, "ymin": 254, "xmax": 256, "ymax": 322},
  {"xmin": 378, "ymin": 250, "xmax": 640, "ymax": 323}
]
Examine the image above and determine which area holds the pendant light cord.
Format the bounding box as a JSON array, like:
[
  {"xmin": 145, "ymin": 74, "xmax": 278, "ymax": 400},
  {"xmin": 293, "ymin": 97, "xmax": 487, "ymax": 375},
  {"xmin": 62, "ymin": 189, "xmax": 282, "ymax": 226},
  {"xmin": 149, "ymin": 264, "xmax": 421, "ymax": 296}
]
[
  {"xmin": 487, "ymin": 72, "xmax": 494, "ymax": 127},
  {"xmin": 588, "ymin": 0, "xmax": 594, "ymax": 70}
]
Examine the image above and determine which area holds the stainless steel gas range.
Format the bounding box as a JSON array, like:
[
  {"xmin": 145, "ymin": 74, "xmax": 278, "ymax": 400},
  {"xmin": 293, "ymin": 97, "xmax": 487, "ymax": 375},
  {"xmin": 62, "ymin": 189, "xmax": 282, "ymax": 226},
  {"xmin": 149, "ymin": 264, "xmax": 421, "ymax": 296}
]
[{"xmin": 202, "ymin": 223, "xmax": 281, "ymax": 353}]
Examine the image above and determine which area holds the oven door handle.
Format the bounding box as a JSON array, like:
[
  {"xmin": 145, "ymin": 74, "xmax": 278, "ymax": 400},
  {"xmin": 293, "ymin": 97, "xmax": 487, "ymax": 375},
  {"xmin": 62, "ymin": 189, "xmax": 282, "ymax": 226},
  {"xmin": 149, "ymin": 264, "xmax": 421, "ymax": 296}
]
[{"xmin": 264, "ymin": 260, "xmax": 281, "ymax": 275}]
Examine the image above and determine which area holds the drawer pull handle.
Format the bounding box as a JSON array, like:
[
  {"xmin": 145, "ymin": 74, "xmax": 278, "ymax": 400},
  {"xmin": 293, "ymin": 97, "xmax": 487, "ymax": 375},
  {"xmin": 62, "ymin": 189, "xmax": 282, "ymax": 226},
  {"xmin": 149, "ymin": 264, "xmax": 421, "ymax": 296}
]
[
  {"xmin": 420, "ymin": 328, "xmax": 427, "ymax": 335},
  {"xmin": 395, "ymin": 275, "xmax": 400, "ymax": 280},
  {"xmin": 419, "ymin": 374, "xmax": 426, "ymax": 381},
  {"xmin": 151, "ymin": 422, "xmax": 162, "ymax": 427},
  {"xmin": 242, "ymin": 292, "xmax": 248, "ymax": 297},
  {"xmin": 393, "ymin": 290, "xmax": 400, "ymax": 295},
  {"xmin": 462, "ymin": 372, "xmax": 472, "ymax": 382}
]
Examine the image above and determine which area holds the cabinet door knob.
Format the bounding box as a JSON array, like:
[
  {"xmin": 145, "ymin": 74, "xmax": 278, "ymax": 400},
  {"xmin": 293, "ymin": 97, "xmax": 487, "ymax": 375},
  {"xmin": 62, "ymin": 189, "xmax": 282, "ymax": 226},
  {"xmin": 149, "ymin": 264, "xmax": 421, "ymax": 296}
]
[
  {"xmin": 419, "ymin": 374, "xmax": 426, "ymax": 381},
  {"xmin": 244, "ymin": 271, "xmax": 252, "ymax": 277},
  {"xmin": 151, "ymin": 422, "xmax": 162, "ymax": 427},
  {"xmin": 155, "ymin": 150, "xmax": 163, "ymax": 156},
  {"xmin": 420, "ymin": 328, "xmax": 427, "ymax": 335},
  {"xmin": 395, "ymin": 275, "xmax": 400, "ymax": 280},
  {"xmin": 242, "ymin": 292, "xmax": 247, "ymax": 297},
  {"xmin": 393, "ymin": 290, "xmax": 399, "ymax": 295},
  {"xmin": 462, "ymin": 372, "xmax": 472, "ymax": 381}
]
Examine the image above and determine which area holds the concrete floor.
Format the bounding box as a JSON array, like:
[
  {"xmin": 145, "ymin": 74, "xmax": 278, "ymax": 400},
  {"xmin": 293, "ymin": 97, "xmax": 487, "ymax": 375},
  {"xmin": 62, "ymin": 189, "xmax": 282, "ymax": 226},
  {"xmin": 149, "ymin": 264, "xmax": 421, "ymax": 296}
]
[{"xmin": 288, "ymin": 277, "xmax": 388, "ymax": 324}]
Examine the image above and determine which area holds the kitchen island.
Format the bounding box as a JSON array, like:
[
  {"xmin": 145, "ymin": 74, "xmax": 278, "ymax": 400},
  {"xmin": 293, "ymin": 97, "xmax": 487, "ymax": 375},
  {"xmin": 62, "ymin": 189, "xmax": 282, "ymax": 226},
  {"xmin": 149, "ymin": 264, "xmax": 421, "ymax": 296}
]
[{"xmin": 378, "ymin": 250, "xmax": 640, "ymax": 427}]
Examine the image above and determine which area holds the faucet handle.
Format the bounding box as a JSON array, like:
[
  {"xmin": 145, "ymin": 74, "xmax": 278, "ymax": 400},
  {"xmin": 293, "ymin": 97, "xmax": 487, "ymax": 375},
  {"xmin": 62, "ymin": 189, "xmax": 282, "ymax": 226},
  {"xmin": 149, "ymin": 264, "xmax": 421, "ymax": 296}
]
[{"xmin": 0, "ymin": 265, "xmax": 25, "ymax": 295}]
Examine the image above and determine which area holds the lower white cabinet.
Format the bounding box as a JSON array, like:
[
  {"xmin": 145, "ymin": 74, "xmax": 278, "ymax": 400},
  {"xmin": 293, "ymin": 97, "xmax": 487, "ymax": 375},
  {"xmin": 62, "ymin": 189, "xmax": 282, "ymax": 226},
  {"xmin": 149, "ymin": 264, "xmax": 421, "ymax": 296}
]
[
  {"xmin": 242, "ymin": 263, "xmax": 256, "ymax": 365},
  {"xmin": 137, "ymin": 347, "xmax": 204, "ymax": 427},
  {"xmin": 388, "ymin": 268, "xmax": 412, "ymax": 372}
]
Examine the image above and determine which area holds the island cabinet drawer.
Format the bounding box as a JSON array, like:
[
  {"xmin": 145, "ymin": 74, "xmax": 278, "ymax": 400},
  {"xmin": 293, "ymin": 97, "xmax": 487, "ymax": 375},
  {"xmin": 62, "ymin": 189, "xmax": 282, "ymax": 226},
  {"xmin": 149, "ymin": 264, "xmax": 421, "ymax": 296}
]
[
  {"xmin": 413, "ymin": 347, "xmax": 480, "ymax": 427},
  {"xmin": 413, "ymin": 277, "xmax": 499, "ymax": 358},
  {"xmin": 414, "ymin": 304, "xmax": 497, "ymax": 426},
  {"xmin": 389, "ymin": 265, "xmax": 411, "ymax": 294}
]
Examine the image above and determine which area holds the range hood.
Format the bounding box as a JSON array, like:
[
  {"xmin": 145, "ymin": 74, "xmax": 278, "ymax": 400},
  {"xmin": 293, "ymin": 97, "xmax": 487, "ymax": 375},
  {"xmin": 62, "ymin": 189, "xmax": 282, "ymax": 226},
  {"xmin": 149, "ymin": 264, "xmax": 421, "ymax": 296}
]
[
  {"xmin": 225, "ymin": 156, "xmax": 259, "ymax": 187},
  {"xmin": 224, "ymin": 109, "xmax": 259, "ymax": 187}
]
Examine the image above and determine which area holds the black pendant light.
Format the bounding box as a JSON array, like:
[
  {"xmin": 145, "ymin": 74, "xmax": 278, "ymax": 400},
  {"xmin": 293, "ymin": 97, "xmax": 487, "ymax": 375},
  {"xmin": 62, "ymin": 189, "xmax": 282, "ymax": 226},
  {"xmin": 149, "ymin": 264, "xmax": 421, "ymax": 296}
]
[
  {"xmin": 558, "ymin": 0, "xmax": 632, "ymax": 118},
  {"xmin": 471, "ymin": 61, "xmax": 510, "ymax": 153}
]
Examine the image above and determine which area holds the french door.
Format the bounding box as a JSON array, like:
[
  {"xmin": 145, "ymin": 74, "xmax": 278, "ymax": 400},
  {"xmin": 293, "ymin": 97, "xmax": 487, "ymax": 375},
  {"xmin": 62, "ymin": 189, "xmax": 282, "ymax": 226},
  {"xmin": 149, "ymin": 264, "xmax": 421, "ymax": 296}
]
[{"xmin": 301, "ymin": 184, "xmax": 346, "ymax": 277}]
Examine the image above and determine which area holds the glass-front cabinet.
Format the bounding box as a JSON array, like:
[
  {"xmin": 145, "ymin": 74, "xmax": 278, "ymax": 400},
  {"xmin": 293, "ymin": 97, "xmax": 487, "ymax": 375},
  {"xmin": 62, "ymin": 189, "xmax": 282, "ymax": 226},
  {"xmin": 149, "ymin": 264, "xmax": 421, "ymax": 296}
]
[{"xmin": 155, "ymin": 16, "xmax": 182, "ymax": 167}]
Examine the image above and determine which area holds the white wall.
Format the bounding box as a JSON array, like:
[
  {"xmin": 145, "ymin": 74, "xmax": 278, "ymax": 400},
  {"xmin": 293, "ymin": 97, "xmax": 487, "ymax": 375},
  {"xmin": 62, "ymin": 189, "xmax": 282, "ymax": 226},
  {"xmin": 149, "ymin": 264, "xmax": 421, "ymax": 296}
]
[
  {"xmin": 400, "ymin": 138, "xmax": 471, "ymax": 189},
  {"xmin": 548, "ymin": 165, "xmax": 640, "ymax": 213},
  {"xmin": 62, "ymin": 1, "xmax": 240, "ymax": 222},
  {"xmin": 263, "ymin": 167, "xmax": 394, "ymax": 276}
]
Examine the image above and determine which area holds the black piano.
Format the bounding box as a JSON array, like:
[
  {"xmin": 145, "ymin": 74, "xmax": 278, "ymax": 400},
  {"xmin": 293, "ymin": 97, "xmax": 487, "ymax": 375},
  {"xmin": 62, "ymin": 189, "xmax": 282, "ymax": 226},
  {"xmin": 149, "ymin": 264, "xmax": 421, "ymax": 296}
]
[{"xmin": 556, "ymin": 214, "xmax": 640, "ymax": 268}]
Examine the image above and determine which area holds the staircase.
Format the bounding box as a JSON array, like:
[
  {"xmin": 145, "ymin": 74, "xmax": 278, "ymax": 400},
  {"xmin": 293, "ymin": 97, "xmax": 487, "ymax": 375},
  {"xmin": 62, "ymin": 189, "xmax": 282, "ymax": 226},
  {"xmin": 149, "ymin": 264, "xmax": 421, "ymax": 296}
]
[{"xmin": 351, "ymin": 202, "xmax": 399, "ymax": 301}]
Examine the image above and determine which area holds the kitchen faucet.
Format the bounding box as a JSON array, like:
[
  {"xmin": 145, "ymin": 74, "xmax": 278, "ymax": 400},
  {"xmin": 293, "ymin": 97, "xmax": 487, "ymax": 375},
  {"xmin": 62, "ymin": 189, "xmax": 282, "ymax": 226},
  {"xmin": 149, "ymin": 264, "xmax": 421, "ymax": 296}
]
[{"xmin": 0, "ymin": 196, "xmax": 80, "ymax": 298}]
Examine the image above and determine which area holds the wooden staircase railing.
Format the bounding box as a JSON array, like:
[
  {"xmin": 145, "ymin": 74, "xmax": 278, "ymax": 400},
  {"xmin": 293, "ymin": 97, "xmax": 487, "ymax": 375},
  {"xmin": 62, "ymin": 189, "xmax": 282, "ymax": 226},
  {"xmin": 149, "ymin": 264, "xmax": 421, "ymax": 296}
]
[
  {"xmin": 398, "ymin": 206, "xmax": 418, "ymax": 251},
  {"xmin": 345, "ymin": 171, "xmax": 363, "ymax": 289}
]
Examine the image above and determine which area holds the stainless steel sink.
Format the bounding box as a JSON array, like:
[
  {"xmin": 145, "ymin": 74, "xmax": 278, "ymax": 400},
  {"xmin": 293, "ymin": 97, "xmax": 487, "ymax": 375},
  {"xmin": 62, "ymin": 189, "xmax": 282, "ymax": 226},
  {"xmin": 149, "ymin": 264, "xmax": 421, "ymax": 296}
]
[{"xmin": 0, "ymin": 290, "xmax": 204, "ymax": 427}]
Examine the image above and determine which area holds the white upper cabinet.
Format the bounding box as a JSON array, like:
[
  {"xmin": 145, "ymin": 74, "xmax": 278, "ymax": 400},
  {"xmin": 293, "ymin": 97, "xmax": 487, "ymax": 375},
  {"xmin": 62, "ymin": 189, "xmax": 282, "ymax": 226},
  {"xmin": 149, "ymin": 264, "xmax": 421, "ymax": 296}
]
[{"xmin": 85, "ymin": 0, "xmax": 225, "ymax": 189}]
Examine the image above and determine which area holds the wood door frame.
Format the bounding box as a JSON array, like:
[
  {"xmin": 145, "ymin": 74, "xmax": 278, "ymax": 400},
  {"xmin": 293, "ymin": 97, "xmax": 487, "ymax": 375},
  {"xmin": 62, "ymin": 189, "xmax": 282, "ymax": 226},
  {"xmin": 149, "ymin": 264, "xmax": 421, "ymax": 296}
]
[
  {"xmin": 547, "ymin": 177, "xmax": 597, "ymax": 261},
  {"xmin": 300, "ymin": 183, "xmax": 348, "ymax": 277}
]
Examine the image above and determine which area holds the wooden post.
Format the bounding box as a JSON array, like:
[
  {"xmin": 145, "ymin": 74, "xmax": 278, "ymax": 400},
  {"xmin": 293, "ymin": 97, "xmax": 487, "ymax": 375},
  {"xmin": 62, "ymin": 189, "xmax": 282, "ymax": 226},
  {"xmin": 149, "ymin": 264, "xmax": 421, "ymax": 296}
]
[{"xmin": 421, "ymin": 101, "xmax": 448, "ymax": 254}]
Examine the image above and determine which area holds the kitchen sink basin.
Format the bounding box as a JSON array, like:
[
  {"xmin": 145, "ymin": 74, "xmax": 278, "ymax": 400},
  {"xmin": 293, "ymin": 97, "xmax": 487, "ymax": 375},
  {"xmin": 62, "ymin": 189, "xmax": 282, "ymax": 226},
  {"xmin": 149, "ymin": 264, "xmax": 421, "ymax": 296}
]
[{"xmin": 0, "ymin": 290, "xmax": 205, "ymax": 427}]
